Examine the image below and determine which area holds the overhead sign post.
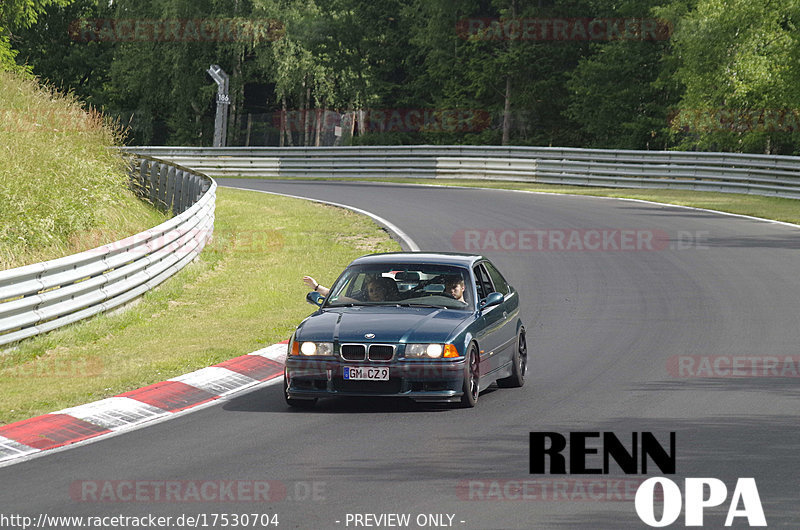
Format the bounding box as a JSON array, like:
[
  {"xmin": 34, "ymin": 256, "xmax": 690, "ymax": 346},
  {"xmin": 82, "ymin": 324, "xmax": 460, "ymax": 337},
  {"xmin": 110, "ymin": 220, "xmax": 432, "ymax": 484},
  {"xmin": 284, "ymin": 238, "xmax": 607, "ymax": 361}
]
[{"xmin": 207, "ymin": 65, "xmax": 230, "ymax": 147}]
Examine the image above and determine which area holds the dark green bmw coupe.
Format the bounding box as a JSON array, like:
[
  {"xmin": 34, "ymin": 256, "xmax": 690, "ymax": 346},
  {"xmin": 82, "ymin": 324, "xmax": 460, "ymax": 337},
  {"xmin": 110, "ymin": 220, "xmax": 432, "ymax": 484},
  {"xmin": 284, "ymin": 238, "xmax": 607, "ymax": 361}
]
[{"xmin": 284, "ymin": 252, "xmax": 526, "ymax": 408}]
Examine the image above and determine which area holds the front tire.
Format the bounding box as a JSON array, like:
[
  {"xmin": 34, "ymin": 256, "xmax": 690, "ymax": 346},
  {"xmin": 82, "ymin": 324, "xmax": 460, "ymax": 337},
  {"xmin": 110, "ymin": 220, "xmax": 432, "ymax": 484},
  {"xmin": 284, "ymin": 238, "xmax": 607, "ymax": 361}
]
[
  {"xmin": 284, "ymin": 372, "xmax": 317, "ymax": 409},
  {"xmin": 497, "ymin": 329, "xmax": 526, "ymax": 388},
  {"xmin": 459, "ymin": 344, "xmax": 480, "ymax": 408}
]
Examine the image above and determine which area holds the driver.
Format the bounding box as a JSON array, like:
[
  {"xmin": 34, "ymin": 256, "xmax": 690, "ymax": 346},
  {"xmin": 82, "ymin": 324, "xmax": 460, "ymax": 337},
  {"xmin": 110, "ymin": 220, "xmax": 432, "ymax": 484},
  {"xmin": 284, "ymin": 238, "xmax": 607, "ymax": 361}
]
[{"xmin": 444, "ymin": 276, "xmax": 467, "ymax": 303}]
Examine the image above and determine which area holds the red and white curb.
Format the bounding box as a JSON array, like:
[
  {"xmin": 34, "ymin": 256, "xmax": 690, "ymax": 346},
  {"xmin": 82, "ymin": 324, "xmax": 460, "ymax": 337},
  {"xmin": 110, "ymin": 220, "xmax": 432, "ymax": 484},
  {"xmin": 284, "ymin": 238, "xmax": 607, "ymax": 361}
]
[{"xmin": 0, "ymin": 341, "xmax": 288, "ymax": 467}]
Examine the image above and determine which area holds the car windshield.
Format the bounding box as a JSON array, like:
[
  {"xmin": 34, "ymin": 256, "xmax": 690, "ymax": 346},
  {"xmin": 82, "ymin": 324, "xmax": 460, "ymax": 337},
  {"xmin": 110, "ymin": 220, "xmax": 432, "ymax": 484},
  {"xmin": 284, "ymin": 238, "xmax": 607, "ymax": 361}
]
[{"xmin": 324, "ymin": 263, "xmax": 473, "ymax": 310}]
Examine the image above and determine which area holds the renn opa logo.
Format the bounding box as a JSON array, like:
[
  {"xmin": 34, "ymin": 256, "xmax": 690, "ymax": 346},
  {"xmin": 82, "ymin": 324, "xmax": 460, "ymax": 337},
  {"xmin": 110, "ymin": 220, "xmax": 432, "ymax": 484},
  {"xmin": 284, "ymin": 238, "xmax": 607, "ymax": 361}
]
[{"xmin": 529, "ymin": 432, "xmax": 767, "ymax": 527}]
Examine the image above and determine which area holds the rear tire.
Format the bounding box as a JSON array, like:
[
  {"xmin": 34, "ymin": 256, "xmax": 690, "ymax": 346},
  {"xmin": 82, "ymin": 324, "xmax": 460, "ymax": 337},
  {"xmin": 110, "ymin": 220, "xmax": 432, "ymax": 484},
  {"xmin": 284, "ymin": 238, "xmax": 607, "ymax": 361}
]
[
  {"xmin": 284, "ymin": 372, "xmax": 317, "ymax": 409},
  {"xmin": 459, "ymin": 344, "xmax": 480, "ymax": 408},
  {"xmin": 497, "ymin": 329, "xmax": 526, "ymax": 388}
]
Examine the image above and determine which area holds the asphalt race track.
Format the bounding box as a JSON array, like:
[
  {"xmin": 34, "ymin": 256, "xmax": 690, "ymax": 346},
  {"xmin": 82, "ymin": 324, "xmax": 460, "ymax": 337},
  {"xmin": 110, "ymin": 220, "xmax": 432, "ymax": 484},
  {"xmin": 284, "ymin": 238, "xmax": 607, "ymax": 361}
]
[{"xmin": 2, "ymin": 180, "xmax": 799, "ymax": 529}]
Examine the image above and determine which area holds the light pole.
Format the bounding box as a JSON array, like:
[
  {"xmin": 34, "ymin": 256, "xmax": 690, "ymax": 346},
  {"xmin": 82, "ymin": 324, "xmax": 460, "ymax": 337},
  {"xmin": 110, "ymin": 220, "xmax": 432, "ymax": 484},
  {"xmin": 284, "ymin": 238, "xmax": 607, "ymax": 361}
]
[{"xmin": 207, "ymin": 65, "xmax": 230, "ymax": 147}]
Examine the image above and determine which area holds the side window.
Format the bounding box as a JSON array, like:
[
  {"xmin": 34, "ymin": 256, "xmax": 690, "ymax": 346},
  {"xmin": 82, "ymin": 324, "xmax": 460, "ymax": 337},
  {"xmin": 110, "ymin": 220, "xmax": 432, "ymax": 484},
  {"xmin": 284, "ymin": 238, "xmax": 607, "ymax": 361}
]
[
  {"xmin": 473, "ymin": 264, "xmax": 494, "ymax": 300},
  {"xmin": 346, "ymin": 272, "xmax": 374, "ymax": 299},
  {"xmin": 483, "ymin": 261, "xmax": 509, "ymax": 295},
  {"xmin": 473, "ymin": 266, "xmax": 486, "ymax": 300},
  {"xmin": 347, "ymin": 273, "xmax": 366, "ymax": 297}
]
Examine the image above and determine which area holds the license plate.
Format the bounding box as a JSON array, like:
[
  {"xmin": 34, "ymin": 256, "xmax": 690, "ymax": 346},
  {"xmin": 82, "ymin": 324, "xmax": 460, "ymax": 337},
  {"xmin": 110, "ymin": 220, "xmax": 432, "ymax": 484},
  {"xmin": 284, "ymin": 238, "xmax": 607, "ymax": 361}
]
[{"xmin": 343, "ymin": 367, "xmax": 389, "ymax": 381}]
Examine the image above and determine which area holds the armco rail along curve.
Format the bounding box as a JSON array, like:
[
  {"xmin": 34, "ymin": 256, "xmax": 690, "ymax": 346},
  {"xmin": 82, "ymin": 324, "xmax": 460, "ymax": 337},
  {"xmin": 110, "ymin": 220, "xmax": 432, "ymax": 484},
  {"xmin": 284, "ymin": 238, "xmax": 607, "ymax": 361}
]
[
  {"xmin": 0, "ymin": 155, "xmax": 216, "ymax": 347},
  {"xmin": 128, "ymin": 145, "xmax": 800, "ymax": 199}
]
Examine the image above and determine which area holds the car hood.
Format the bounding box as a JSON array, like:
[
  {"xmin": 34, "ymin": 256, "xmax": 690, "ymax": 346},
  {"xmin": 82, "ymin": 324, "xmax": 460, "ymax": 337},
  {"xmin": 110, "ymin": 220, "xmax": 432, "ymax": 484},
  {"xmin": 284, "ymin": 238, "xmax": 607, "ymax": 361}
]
[{"xmin": 296, "ymin": 306, "xmax": 471, "ymax": 344}]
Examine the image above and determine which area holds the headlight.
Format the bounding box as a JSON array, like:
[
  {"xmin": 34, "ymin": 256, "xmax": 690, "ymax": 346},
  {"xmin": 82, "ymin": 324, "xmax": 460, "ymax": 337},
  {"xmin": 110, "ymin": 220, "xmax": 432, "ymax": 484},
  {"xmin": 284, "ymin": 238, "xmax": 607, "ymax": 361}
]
[
  {"xmin": 299, "ymin": 341, "xmax": 334, "ymax": 356},
  {"xmin": 406, "ymin": 343, "xmax": 458, "ymax": 358},
  {"xmin": 425, "ymin": 344, "xmax": 443, "ymax": 358}
]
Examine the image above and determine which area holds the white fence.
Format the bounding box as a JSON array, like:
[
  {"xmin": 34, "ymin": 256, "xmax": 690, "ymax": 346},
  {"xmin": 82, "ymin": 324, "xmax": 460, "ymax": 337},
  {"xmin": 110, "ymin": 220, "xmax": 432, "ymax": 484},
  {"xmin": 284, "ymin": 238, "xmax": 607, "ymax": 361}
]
[
  {"xmin": 0, "ymin": 156, "xmax": 216, "ymax": 348},
  {"xmin": 127, "ymin": 145, "xmax": 800, "ymax": 200}
]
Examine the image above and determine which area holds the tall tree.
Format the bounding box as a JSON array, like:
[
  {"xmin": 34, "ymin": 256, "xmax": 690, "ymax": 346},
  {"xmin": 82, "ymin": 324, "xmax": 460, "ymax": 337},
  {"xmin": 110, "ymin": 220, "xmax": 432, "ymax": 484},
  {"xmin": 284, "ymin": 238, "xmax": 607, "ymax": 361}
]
[
  {"xmin": 13, "ymin": 0, "xmax": 113, "ymax": 106},
  {"xmin": 405, "ymin": 0, "xmax": 594, "ymax": 146},
  {"xmin": 1, "ymin": 0, "xmax": 74, "ymax": 72},
  {"xmin": 667, "ymin": 0, "xmax": 800, "ymax": 153},
  {"xmin": 99, "ymin": 0, "xmax": 267, "ymax": 144},
  {"xmin": 566, "ymin": 0, "xmax": 680, "ymax": 150}
]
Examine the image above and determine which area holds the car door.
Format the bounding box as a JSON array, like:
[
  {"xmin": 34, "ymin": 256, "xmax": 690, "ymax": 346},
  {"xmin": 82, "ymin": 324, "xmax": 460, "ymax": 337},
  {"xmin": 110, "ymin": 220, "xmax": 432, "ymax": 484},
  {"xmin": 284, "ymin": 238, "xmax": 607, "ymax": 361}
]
[
  {"xmin": 482, "ymin": 260, "xmax": 520, "ymax": 369},
  {"xmin": 473, "ymin": 263, "xmax": 505, "ymax": 376}
]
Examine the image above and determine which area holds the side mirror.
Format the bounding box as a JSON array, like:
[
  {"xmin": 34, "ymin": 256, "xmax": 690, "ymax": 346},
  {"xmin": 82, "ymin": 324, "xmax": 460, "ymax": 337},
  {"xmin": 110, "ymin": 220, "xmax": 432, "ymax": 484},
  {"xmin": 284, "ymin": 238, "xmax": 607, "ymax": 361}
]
[
  {"xmin": 306, "ymin": 291, "xmax": 325, "ymax": 307},
  {"xmin": 478, "ymin": 292, "xmax": 504, "ymax": 311}
]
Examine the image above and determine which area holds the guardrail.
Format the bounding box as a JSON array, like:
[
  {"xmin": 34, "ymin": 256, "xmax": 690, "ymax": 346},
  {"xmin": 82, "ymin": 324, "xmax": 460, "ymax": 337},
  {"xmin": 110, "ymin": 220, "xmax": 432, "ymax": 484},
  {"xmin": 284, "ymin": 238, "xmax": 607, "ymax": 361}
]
[
  {"xmin": 0, "ymin": 155, "xmax": 215, "ymax": 348},
  {"xmin": 126, "ymin": 145, "xmax": 800, "ymax": 200}
]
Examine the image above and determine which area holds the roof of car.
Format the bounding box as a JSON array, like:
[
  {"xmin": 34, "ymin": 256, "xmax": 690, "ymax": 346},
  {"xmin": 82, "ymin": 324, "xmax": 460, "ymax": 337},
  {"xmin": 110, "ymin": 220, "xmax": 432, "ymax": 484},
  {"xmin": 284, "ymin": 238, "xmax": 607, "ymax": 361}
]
[{"xmin": 349, "ymin": 252, "xmax": 485, "ymax": 267}]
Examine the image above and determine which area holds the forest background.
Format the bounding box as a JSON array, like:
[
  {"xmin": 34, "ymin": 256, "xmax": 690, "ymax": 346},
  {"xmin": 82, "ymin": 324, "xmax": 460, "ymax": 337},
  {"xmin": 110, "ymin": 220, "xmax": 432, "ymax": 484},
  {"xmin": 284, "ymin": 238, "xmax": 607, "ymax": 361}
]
[{"xmin": 3, "ymin": 0, "xmax": 799, "ymax": 154}]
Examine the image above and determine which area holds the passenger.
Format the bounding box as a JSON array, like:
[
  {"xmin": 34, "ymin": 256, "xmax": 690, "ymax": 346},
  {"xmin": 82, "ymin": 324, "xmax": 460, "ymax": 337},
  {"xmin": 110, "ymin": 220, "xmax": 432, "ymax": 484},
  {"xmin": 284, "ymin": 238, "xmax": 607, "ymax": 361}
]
[
  {"xmin": 368, "ymin": 276, "xmax": 400, "ymax": 301},
  {"xmin": 303, "ymin": 275, "xmax": 330, "ymax": 296},
  {"xmin": 303, "ymin": 275, "xmax": 399, "ymax": 302}
]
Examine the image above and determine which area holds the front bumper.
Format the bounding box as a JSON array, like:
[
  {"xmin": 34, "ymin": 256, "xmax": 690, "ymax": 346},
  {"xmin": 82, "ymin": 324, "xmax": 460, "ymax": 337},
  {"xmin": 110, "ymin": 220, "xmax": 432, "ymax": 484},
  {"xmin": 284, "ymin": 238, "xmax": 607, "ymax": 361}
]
[{"xmin": 285, "ymin": 358, "xmax": 466, "ymax": 402}]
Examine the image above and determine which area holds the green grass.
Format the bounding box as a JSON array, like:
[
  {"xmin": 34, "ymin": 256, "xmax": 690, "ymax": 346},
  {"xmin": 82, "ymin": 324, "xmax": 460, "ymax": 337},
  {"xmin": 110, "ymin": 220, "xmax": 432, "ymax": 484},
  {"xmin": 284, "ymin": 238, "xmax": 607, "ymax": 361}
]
[
  {"xmin": 0, "ymin": 187, "xmax": 400, "ymax": 425},
  {"xmin": 0, "ymin": 70, "xmax": 167, "ymax": 269}
]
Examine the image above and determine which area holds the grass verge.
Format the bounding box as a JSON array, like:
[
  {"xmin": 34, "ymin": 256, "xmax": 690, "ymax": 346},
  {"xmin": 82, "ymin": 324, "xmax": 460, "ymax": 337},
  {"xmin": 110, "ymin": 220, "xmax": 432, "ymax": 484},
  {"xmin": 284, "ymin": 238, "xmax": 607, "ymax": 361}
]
[
  {"xmin": 0, "ymin": 71, "xmax": 167, "ymax": 269},
  {"xmin": 0, "ymin": 187, "xmax": 400, "ymax": 425}
]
